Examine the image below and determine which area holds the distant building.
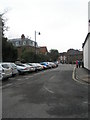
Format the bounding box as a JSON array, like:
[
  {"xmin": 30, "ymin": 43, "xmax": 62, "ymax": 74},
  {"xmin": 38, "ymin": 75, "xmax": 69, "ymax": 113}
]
[
  {"xmin": 59, "ymin": 49, "xmax": 83, "ymax": 64},
  {"xmin": 39, "ymin": 46, "xmax": 48, "ymax": 55},
  {"xmin": 8, "ymin": 34, "xmax": 38, "ymax": 48},
  {"xmin": 8, "ymin": 35, "xmax": 48, "ymax": 58},
  {"xmin": 8, "ymin": 34, "xmax": 39, "ymax": 58},
  {"xmin": 66, "ymin": 49, "xmax": 83, "ymax": 64},
  {"xmin": 59, "ymin": 52, "xmax": 67, "ymax": 63}
]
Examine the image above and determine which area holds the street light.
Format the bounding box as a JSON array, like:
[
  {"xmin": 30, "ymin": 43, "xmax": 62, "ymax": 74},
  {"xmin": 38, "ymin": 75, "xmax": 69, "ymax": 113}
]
[{"xmin": 35, "ymin": 30, "xmax": 40, "ymax": 54}]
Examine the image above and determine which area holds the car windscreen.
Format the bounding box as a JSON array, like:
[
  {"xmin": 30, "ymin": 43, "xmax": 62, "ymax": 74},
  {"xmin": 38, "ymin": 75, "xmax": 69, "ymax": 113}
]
[{"xmin": 16, "ymin": 64, "xmax": 25, "ymax": 67}]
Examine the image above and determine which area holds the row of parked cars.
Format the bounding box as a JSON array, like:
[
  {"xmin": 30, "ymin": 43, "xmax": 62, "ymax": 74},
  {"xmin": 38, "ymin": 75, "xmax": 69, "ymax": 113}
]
[{"xmin": 0, "ymin": 61, "xmax": 58, "ymax": 80}]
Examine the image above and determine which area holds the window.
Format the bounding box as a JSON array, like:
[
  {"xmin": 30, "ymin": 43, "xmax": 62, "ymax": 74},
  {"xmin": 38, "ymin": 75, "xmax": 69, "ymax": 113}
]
[
  {"xmin": 23, "ymin": 41, "xmax": 26, "ymax": 45},
  {"xmin": 15, "ymin": 41, "xmax": 19, "ymax": 46},
  {"xmin": 29, "ymin": 41, "xmax": 32, "ymax": 46},
  {"xmin": 2, "ymin": 64, "xmax": 9, "ymax": 69}
]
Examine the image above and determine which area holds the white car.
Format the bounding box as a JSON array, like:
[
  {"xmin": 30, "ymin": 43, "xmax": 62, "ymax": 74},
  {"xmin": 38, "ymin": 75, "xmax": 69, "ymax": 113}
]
[
  {"xmin": 0, "ymin": 63, "xmax": 12, "ymax": 80},
  {"xmin": 29, "ymin": 63, "xmax": 44, "ymax": 71},
  {"xmin": 34, "ymin": 63, "xmax": 44, "ymax": 71},
  {"xmin": 16, "ymin": 63, "xmax": 29, "ymax": 74},
  {"xmin": 26, "ymin": 63, "xmax": 36, "ymax": 72},
  {"xmin": 4, "ymin": 63, "xmax": 18, "ymax": 76},
  {"xmin": 20, "ymin": 64, "xmax": 30, "ymax": 71},
  {"xmin": 46, "ymin": 62, "xmax": 57, "ymax": 68}
]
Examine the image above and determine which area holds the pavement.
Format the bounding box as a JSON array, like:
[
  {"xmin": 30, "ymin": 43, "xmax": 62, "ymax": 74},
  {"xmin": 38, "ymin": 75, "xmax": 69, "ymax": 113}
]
[{"xmin": 74, "ymin": 66, "xmax": 90, "ymax": 84}]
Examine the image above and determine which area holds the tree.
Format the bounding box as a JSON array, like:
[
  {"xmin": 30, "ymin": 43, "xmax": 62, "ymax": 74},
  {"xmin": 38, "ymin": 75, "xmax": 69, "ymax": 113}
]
[
  {"xmin": 2, "ymin": 37, "xmax": 18, "ymax": 62},
  {"xmin": 21, "ymin": 50, "xmax": 50, "ymax": 63},
  {"xmin": 49, "ymin": 49, "xmax": 59, "ymax": 61},
  {"xmin": 21, "ymin": 51, "xmax": 35, "ymax": 63},
  {"xmin": 1, "ymin": 14, "xmax": 18, "ymax": 62}
]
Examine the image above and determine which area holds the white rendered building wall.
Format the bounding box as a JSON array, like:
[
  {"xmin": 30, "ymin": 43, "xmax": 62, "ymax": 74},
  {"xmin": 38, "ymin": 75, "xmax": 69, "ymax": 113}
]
[
  {"xmin": 88, "ymin": 1, "xmax": 90, "ymax": 32},
  {"xmin": 83, "ymin": 40, "xmax": 88, "ymax": 69},
  {"xmin": 88, "ymin": 36, "xmax": 90, "ymax": 70},
  {"xmin": 88, "ymin": 2, "xmax": 90, "ymax": 70}
]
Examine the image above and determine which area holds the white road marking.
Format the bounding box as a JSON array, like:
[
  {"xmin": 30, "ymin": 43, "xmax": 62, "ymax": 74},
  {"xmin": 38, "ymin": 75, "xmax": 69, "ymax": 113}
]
[
  {"xmin": 49, "ymin": 76, "xmax": 55, "ymax": 80},
  {"xmin": 83, "ymin": 101, "xmax": 88, "ymax": 104},
  {"xmin": 44, "ymin": 86, "xmax": 54, "ymax": 94}
]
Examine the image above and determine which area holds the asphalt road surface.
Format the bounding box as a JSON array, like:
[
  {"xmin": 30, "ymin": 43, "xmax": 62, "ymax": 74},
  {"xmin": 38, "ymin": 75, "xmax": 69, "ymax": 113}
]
[{"xmin": 2, "ymin": 64, "xmax": 88, "ymax": 118}]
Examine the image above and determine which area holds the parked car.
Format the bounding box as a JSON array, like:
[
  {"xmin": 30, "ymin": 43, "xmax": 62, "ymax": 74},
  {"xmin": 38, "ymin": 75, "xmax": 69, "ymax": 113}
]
[
  {"xmin": 4, "ymin": 63, "xmax": 18, "ymax": 76},
  {"xmin": 16, "ymin": 63, "xmax": 29, "ymax": 74},
  {"xmin": 35, "ymin": 63, "xmax": 44, "ymax": 71},
  {"xmin": 23, "ymin": 64, "xmax": 32, "ymax": 72},
  {"xmin": 47, "ymin": 62, "xmax": 57, "ymax": 68},
  {"xmin": 29, "ymin": 63, "xmax": 43, "ymax": 71},
  {"xmin": 26, "ymin": 63, "xmax": 36, "ymax": 72},
  {"xmin": 0, "ymin": 63, "xmax": 12, "ymax": 80},
  {"xmin": 54, "ymin": 61, "xmax": 59, "ymax": 67},
  {"xmin": 28, "ymin": 63, "xmax": 38, "ymax": 72},
  {"xmin": 40, "ymin": 62, "xmax": 49, "ymax": 69},
  {"xmin": 40, "ymin": 62, "xmax": 51, "ymax": 69}
]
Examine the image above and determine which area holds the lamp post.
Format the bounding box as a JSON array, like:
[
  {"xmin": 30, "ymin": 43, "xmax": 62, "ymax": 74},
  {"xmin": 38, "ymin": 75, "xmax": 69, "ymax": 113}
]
[{"xmin": 35, "ymin": 30, "xmax": 40, "ymax": 55}]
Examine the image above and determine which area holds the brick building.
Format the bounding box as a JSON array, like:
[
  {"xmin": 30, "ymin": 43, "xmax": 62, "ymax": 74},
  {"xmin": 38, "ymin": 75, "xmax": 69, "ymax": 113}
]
[
  {"xmin": 66, "ymin": 49, "xmax": 83, "ymax": 64},
  {"xmin": 8, "ymin": 35, "xmax": 48, "ymax": 58},
  {"xmin": 59, "ymin": 52, "xmax": 67, "ymax": 63},
  {"xmin": 59, "ymin": 49, "xmax": 83, "ymax": 64},
  {"xmin": 39, "ymin": 46, "xmax": 48, "ymax": 55}
]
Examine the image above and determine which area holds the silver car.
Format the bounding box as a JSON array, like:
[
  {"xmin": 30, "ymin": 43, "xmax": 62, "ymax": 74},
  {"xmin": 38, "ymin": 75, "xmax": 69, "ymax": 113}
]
[
  {"xmin": 5, "ymin": 63, "xmax": 18, "ymax": 76},
  {"xmin": 0, "ymin": 63, "xmax": 12, "ymax": 80},
  {"xmin": 16, "ymin": 63, "xmax": 29, "ymax": 74}
]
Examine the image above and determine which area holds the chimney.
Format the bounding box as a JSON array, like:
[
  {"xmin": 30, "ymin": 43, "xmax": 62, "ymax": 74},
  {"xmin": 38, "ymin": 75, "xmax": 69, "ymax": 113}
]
[{"xmin": 21, "ymin": 34, "xmax": 25, "ymax": 39}]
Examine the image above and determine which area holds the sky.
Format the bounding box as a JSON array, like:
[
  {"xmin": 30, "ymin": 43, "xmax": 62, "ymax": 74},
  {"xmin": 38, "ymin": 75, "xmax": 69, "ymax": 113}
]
[{"xmin": 0, "ymin": 0, "xmax": 89, "ymax": 52}]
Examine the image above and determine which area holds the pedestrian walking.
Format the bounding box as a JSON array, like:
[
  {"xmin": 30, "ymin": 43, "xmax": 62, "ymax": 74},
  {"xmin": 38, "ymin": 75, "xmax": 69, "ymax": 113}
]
[
  {"xmin": 78, "ymin": 60, "xmax": 81, "ymax": 68},
  {"xmin": 76, "ymin": 60, "xmax": 78, "ymax": 68}
]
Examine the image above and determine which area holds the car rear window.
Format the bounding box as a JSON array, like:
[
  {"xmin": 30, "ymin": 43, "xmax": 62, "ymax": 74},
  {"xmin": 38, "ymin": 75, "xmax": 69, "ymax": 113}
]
[
  {"xmin": 2, "ymin": 64, "xmax": 9, "ymax": 69},
  {"xmin": 11, "ymin": 63, "xmax": 16, "ymax": 67}
]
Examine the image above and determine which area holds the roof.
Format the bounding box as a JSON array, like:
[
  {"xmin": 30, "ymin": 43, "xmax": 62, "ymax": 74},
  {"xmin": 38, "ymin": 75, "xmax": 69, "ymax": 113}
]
[
  {"xmin": 8, "ymin": 38, "xmax": 35, "ymax": 43},
  {"xmin": 82, "ymin": 32, "xmax": 90, "ymax": 48},
  {"xmin": 67, "ymin": 49, "xmax": 82, "ymax": 55},
  {"xmin": 59, "ymin": 52, "xmax": 67, "ymax": 56}
]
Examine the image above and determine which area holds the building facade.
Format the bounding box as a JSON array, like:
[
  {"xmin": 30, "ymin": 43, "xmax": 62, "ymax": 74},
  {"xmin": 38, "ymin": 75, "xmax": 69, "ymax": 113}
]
[
  {"xmin": 82, "ymin": 2, "xmax": 90, "ymax": 70},
  {"xmin": 83, "ymin": 33, "xmax": 90, "ymax": 70},
  {"xmin": 0, "ymin": 15, "xmax": 2, "ymax": 62},
  {"xmin": 88, "ymin": 1, "xmax": 90, "ymax": 32},
  {"xmin": 59, "ymin": 49, "xmax": 83, "ymax": 64},
  {"xmin": 59, "ymin": 52, "xmax": 67, "ymax": 63},
  {"xmin": 8, "ymin": 35, "xmax": 48, "ymax": 58},
  {"xmin": 8, "ymin": 37, "xmax": 38, "ymax": 48},
  {"xmin": 66, "ymin": 49, "xmax": 83, "ymax": 64},
  {"xmin": 39, "ymin": 46, "xmax": 48, "ymax": 55}
]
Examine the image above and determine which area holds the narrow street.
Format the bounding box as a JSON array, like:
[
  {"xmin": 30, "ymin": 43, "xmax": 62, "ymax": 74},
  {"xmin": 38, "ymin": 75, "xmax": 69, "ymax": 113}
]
[{"xmin": 2, "ymin": 64, "xmax": 88, "ymax": 118}]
